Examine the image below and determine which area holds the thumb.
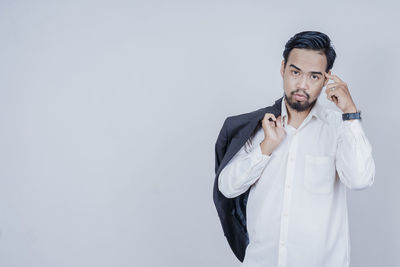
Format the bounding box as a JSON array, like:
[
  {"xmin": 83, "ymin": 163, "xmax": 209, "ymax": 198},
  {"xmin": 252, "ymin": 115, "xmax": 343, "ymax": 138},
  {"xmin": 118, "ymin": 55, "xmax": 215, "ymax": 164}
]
[{"xmin": 276, "ymin": 115, "xmax": 283, "ymax": 128}]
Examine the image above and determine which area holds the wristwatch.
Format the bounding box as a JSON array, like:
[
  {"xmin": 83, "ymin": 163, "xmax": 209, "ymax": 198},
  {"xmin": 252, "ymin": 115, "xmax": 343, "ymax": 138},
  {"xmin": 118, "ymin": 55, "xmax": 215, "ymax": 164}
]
[{"xmin": 342, "ymin": 110, "xmax": 362, "ymax": 121}]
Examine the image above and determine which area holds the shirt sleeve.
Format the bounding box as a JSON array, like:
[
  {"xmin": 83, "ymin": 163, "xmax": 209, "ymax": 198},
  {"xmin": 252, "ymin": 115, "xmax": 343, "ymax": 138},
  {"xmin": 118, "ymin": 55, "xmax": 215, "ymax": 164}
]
[
  {"xmin": 335, "ymin": 119, "xmax": 375, "ymax": 190},
  {"xmin": 218, "ymin": 141, "xmax": 271, "ymax": 198}
]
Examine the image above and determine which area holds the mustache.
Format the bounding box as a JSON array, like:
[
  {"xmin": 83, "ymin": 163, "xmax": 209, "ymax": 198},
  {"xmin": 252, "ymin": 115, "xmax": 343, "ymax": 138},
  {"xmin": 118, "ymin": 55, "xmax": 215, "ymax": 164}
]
[{"xmin": 292, "ymin": 90, "xmax": 309, "ymax": 98}]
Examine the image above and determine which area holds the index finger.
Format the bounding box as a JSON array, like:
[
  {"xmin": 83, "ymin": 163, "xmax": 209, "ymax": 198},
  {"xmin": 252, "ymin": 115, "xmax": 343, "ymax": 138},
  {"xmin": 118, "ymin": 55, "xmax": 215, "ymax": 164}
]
[
  {"xmin": 325, "ymin": 72, "xmax": 343, "ymax": 83},
  {"xmin": 263, "ymin": 113, "xmax": 277, "ymax": 121}
]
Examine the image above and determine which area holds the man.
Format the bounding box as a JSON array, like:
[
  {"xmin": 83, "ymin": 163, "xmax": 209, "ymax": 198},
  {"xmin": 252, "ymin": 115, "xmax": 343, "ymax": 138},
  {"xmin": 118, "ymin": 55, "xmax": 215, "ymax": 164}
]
[{"xmin": 216, "ymin": 31, "xmax": 375, "ymax": 267}]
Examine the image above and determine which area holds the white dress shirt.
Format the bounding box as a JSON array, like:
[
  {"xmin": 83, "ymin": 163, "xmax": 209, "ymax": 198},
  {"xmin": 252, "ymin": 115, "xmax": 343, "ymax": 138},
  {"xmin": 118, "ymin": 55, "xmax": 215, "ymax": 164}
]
[{"xmin": 218, "ymin": 96, "xmax": 375, "ymax": 267}]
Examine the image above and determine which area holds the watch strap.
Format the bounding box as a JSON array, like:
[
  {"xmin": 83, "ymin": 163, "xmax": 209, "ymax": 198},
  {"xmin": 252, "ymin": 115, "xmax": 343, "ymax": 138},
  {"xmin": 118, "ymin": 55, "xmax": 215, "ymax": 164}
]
[{"xmin": 342, "ymin": 110, "xmax": 361, "ymax": 121}]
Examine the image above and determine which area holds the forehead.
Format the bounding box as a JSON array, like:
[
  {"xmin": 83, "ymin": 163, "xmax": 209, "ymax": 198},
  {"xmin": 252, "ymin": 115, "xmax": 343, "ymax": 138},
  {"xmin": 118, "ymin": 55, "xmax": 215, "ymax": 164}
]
[{"xmin": 287, "ymin": 48, "xmax": 327, "ymax": 72}]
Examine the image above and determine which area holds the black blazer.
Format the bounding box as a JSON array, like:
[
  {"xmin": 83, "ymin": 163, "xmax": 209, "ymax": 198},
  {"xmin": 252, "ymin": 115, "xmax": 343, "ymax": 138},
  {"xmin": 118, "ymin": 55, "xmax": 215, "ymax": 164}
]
[{"xmin": 213, "ymin": 96, "xmax": 283, "ymax": 262}]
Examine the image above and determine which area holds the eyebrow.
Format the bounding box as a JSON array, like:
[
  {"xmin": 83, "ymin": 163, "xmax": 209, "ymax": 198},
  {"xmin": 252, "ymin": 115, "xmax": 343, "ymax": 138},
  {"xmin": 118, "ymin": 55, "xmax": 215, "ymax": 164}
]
[{"xmin": 289, "ymin": 64, "xmax": 323, "ymax": 76}]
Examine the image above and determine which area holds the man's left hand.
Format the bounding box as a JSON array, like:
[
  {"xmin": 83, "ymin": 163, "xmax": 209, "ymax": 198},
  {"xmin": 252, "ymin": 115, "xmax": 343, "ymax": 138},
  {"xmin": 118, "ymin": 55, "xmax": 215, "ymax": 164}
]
[{"xmin": 325, "ymin": 72, "xmax": 358, "ymax": 113}]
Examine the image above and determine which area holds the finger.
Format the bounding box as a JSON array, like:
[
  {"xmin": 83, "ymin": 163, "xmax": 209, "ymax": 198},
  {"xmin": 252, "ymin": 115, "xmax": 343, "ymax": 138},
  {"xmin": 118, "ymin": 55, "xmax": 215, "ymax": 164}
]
[
  {"xmin": 326, "ymin": 89, "xmax": 339, "ymax": 103},
  {"xmin": 325, "ymin": 84, "xmax": 344, "ymax": 95},
  {"xmin": 276, "ymin": 116, "xmax": 283, "ymax": 128},
  {"xmin": 262, "ymin": 114, "xmax": 276, "ymax": 129},
  {"xmin": 326, "ymin": 89, "xmax": 334, "ymax": 99},
  {"xmin": 325, "ymin": 82, "xmax": 345, "ymax": 93},
  {"xmin": 263, "ymin": 113, "xmax": 276, "ymax": 122},
  {"xmin": 332, "ymin": 95, "xmax": 338, "ymax": 105},
  {"xmin": 325, "ymin": 72, "xmax": 343, "ymax": 83},
  {"xmin": 326, "ymin": 82, "xmax": 340, "ymax": 89},
  {"xmin": 325, "ymin": 86, "xmax": 338, "ymax": 96},
  {"xmin": 263, "ymin": 120, "xmax": 276, "ymax": 131},
  {"xmin": 325, "ymin": 84, "xmax": 338, "ymax": 94},
  {"xmin": 326, "ymin": 92, "xmax": 336, "ymax": 103}
]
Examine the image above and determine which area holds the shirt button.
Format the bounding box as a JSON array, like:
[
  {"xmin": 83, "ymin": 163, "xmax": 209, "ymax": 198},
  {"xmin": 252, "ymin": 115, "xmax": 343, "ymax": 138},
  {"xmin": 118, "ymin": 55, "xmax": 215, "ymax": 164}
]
[
  {"xmin": 283, "ymin": 212, "xmax": 288, "ymax": 217},
  {"xmin": 286, "ymin": 184, "xmax": 291, "ymax": 189}
]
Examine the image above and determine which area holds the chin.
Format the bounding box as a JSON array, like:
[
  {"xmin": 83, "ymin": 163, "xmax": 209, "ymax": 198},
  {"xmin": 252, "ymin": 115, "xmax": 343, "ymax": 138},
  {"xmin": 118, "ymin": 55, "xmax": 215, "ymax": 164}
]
[{"xmin": 285, "ymin": 93, "xmax": 317, "ymax": 112}]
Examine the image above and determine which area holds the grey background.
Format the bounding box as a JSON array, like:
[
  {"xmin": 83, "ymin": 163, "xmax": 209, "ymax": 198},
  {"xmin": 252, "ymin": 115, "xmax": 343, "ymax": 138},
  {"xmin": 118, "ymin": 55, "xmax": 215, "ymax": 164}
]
[{"xmin": 0, "ymin": 0, "xmax": 398, "ymax": 266}]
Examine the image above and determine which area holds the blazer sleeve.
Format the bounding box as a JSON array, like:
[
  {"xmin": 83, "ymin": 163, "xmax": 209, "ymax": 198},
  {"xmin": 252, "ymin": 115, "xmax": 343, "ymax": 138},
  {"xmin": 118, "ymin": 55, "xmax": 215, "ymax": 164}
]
[{"xmin": 335, "ymin": 119, "xmax": 375, "ymax": 190}]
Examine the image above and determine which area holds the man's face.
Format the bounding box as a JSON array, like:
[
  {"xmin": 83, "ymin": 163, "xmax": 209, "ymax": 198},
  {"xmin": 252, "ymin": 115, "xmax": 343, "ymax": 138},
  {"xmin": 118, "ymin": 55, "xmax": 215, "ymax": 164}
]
[{"xmin": 280, "ymin": 48, "xmax": 330, "ymax": 112}]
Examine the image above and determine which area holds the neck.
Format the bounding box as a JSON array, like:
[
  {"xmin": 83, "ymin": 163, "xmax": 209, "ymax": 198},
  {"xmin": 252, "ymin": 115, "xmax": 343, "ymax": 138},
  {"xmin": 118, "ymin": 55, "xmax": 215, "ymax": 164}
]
[{"xmin": 285, "ymin": 99, "xmax": 312, "ymax": 127}]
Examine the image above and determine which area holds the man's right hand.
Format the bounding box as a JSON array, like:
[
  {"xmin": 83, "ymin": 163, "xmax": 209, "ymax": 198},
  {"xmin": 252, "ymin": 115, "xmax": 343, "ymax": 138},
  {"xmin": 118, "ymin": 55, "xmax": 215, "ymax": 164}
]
[{"xmin": 260, "ymin": 113, "xmax": 286, "ymax": 156}]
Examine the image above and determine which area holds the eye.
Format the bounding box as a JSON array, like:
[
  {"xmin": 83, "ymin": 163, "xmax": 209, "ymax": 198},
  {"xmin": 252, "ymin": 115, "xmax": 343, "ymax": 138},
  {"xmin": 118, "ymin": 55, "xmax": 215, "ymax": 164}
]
[
  {"xmin": 291, "ymin": 70, "xmax": 299, "ymax": 75},
  {"xmin": 311, "ymin": 75, "xmax": 319, "ymax": 80}
]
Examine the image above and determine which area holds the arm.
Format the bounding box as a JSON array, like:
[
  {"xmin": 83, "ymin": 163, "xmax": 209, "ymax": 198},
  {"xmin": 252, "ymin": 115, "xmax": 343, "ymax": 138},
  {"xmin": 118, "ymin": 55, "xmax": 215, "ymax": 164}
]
[
  {"xmin": 218, "ymin": 141, "xmax": 271, "ymax": 198},
  {"xmin": 335, "ymin": 119, "xmax": 375, "ymax": 190}
]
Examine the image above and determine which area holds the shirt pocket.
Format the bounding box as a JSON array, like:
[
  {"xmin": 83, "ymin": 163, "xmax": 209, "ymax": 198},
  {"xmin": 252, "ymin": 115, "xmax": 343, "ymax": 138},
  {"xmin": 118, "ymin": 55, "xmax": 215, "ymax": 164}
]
[{"xmin": 303, "ymin": 155, "xmax": 335, "ymax": 194}]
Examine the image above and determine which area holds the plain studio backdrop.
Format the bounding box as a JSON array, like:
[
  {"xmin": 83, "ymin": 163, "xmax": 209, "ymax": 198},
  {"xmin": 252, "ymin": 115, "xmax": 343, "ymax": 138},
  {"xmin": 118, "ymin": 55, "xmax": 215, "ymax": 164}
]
[{"xmin": 0, "ymin": 0, "xmax": 398, "ymax": 266}]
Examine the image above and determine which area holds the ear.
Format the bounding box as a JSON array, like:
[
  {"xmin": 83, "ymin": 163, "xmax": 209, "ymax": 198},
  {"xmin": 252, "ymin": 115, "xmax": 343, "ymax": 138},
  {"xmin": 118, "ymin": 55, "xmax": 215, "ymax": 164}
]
[
  {"xmin": 323, "ymin": 70, "xmax": 332, "ymax": 87},
  {"xmin": 280, "ymin": 60, "xmax": 285, "ymax": 78}
]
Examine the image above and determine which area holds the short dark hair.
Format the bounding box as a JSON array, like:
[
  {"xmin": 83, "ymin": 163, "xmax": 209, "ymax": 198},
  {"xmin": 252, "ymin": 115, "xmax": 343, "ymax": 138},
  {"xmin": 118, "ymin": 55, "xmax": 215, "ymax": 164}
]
[{"xmin": 282, "ymin": 31, "xmax": 336, "ymax": 72}]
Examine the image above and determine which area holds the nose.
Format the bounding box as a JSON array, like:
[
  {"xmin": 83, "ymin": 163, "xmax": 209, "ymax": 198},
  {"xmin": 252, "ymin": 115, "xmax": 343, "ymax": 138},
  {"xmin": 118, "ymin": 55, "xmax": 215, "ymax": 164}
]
[{"xmin": 297, "ymin": 75, "xmax": 308, "ymax": 90}]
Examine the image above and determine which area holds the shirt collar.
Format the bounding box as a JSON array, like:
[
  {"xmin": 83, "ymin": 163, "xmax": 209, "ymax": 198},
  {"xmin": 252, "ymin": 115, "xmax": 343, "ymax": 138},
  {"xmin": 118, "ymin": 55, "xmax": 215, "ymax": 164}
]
[{"xmin": 281, "ymin": 95, "xmax": 328, "ymax": 127}]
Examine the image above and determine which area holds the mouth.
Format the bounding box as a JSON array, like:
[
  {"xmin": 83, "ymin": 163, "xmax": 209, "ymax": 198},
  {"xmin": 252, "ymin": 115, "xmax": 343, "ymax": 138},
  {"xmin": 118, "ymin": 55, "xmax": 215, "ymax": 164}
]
[{"xmin": 294, "ymin": 93, "xmax": 307, "ymax": 101}]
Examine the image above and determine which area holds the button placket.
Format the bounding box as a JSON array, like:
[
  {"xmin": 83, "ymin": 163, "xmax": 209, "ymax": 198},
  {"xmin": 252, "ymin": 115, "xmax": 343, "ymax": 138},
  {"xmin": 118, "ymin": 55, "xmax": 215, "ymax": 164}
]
[{"xmin": 277, "ymin": 134, "xmax": 299, "ymax": 267}]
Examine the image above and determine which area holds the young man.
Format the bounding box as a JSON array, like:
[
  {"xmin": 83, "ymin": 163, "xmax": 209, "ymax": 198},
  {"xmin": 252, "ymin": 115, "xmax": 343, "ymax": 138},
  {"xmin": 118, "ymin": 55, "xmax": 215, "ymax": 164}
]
[{"xmin": 216, "ymin": 31, "xmax": 375, "ymax": 267}]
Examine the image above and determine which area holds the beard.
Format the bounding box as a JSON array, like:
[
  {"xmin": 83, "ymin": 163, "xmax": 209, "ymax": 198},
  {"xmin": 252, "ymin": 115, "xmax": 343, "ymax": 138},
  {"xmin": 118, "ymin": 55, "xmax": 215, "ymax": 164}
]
[{"xmin": 284, "ymin": 90, "xmax": 318, "ymax": 112}]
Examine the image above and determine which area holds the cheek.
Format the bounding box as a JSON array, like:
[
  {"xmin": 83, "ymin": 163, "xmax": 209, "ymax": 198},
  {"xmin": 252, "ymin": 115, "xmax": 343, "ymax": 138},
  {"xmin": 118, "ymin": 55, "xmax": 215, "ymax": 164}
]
[
  {"xmin": 311, "ymin": 87, "xmax": 324, "ymax": 98},
  {"xmin": 311, "ymin": 80, "xmax": 324, "ymax": 90},
  {"xmin": 283, "ymin": 81, "xmax": 295, "ymax": 94},
  {"xmin": 284, "ymin": 76, "xmax": 297, "ymax": 88},
  {"xmin": 317, "ymin": 78, "xmax": 326, "ymax": 87}
]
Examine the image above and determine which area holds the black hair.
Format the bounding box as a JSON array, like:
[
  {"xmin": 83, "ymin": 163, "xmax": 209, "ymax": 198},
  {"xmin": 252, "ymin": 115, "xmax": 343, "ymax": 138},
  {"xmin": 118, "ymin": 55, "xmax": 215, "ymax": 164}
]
[
  {"xmin": 282, "ymin": 30, "xmax": 336, "ymax": 72},
  {"xmin": 244, "ymin": 31, "xmax": 336, "ymax": 153}
]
